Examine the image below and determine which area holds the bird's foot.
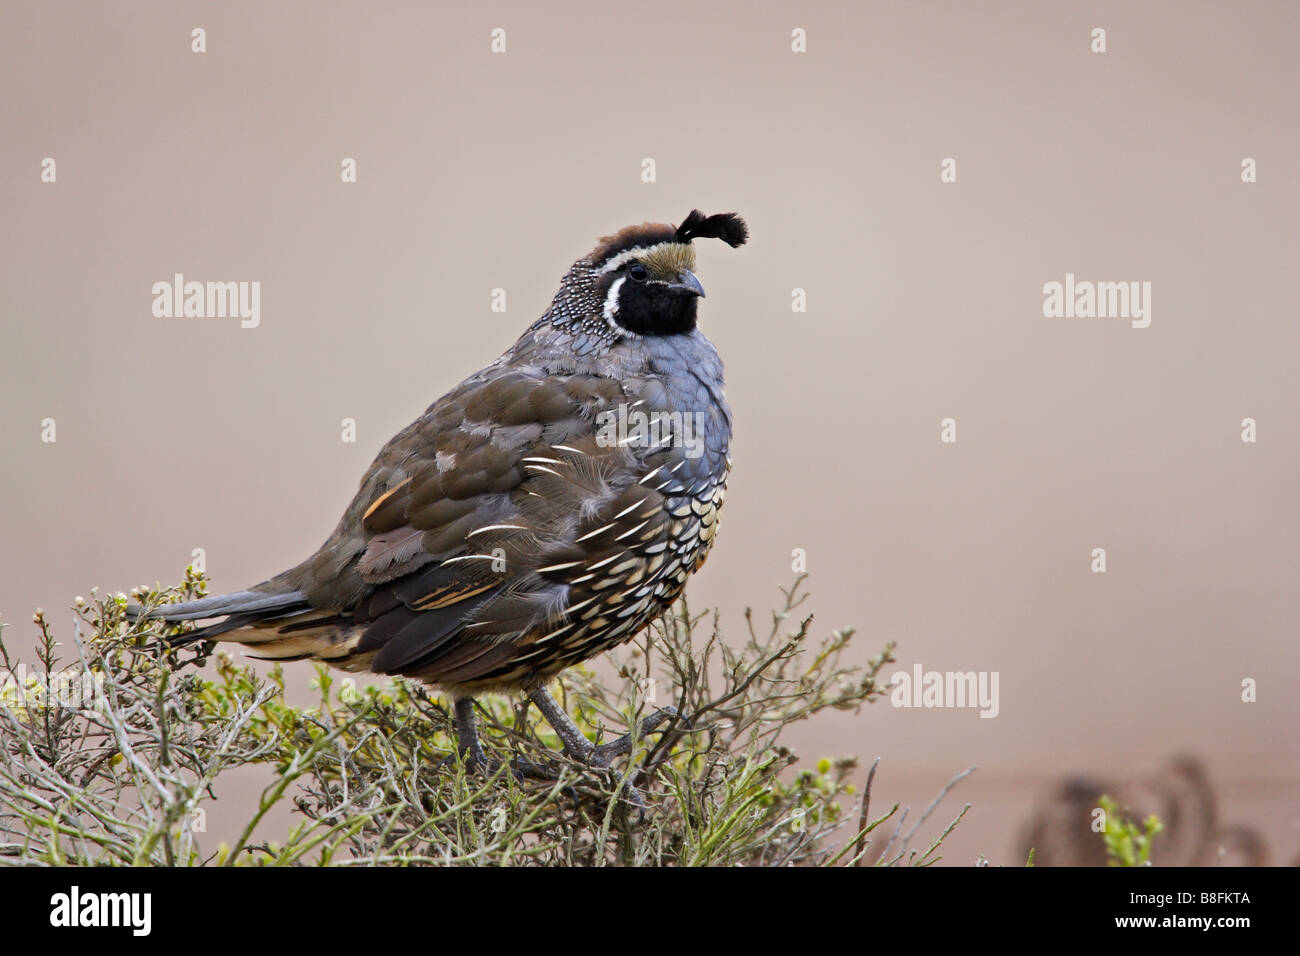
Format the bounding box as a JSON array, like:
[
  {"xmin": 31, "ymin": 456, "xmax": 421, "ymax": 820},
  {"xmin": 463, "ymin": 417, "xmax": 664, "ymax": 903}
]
[
  {"xmin": 577, "ymin": 706, "xmax": 681, "ymax": 769},
  {"xmin": 531, "ymin": 687, "xmax": 682, "ymax": 770},
  {"xmin": 444, "ymin": 699, "xmax": 563, "ymax": 783},
  {"xmin": 528, "ymin": 687, "xmax": 684, "ymax": 815},
  {"xmin": 575, "ymin": 707, "xmax": 683, "ymax": 817},
  {"xmin": 439, "ymin": 740, "xmax": 563, "ymax": 786}
]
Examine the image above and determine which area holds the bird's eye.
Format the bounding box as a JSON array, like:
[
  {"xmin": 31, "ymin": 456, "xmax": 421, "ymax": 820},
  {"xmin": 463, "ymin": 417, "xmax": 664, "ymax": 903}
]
[{"xmin": 628, "ymin": 263, "xmax": 649, "ymax": 281}]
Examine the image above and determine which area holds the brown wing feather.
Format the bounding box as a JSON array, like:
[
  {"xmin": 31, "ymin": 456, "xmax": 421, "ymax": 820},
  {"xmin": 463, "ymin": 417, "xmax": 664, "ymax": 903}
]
[{"xmin": 317, "ymin": 374, "xmax": 632, "ymax": 677}]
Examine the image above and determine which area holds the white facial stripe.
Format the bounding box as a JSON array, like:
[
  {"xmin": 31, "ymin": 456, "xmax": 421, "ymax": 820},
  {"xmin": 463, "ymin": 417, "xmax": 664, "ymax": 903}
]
[
  {"xmin": 602, "ymin": 276, "xmax": 626, "ymax": 320},
  {"xmin": 597, "ymin": 242, "xmax": 673, "ymax": 275}
]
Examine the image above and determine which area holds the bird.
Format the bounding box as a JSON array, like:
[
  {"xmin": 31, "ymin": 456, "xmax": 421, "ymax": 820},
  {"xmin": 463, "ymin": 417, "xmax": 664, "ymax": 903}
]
[{"xmin": 127, "ymin": 209, "xmax": 747, "ymax": 776}]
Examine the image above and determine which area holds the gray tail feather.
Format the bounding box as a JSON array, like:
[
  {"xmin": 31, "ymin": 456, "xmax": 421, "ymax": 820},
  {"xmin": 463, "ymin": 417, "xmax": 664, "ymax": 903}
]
[{"xmin": 126, "ymin": 589, "xmax": 313, "ymax": 645}]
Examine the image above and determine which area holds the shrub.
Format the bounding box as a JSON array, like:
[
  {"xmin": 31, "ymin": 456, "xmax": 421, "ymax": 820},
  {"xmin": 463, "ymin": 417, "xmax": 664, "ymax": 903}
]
[{"xmin": 0, "ymin": 572, "xmax": 970, "ymax": 866}]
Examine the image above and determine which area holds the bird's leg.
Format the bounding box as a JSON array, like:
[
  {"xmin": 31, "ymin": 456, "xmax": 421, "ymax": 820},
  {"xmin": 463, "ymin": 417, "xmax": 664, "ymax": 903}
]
[
  {"xmin": 528, "ymin": 686, "xmax": 594, "ymax": 762},
  {"xmin": 453, "ymin": 697, "xmax": 490, "ymax": 771},
  {"xmin": 589, "ymin": 706, "xmax": 680, "ymax": 767},
  {"xmin": 528, "ymin": 686, "xmax": 679, "ymax": 769},
  {"xmin": 449, "ymin": 696, "xmax": 561, "ymax": 782}
]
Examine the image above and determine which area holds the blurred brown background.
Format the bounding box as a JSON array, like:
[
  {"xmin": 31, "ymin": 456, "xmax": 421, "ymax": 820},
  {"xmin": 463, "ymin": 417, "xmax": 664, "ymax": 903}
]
[{"xmin": 2, "ymin": 0, "xmax": 1297, "ymax": 864}]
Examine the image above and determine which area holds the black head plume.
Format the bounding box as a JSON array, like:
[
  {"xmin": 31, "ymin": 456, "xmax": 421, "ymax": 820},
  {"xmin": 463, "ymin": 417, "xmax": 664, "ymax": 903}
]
[{"xmin": 674, "ymin": 210, "xmax": 748, "ymax": 248}]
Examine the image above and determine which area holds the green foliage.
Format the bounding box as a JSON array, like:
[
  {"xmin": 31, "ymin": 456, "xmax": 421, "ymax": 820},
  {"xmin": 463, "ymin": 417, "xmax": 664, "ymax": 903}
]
[
  {"xmin": 0, "ymin": 574, "xmax": 968, "ymax": 866},
  {"xmin": 1097, "ymin": 793, "xmax": 1164, "ymax": 867}
]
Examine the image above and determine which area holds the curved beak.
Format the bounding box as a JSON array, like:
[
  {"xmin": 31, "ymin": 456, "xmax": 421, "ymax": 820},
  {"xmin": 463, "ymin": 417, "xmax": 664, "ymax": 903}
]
[{"xmin": 673, "ymin": 270, "xmax": 706, "ymax": 298}]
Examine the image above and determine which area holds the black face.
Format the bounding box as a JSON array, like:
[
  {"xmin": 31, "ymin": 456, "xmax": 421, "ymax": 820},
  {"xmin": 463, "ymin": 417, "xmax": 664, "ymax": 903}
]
[{"xmin": 607, "ymin": 260, "xmax": 701, "ymax": 337}]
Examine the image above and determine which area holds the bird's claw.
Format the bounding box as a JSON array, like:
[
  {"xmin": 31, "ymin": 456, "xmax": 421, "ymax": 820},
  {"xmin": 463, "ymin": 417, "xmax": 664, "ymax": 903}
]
[
  {"xmin": 583, "ymin": 705, "xmax": 682, "ymax": 768},
  {"xmin": 440, "ymin": 749, "xmax": 572, "ymax": 791}
]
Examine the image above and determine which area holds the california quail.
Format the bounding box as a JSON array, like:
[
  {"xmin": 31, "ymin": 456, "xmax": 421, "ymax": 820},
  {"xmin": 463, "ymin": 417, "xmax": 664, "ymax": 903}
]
[{"xmin": 128, "ymin": 209, "xmax": 747, "ymax": 772}]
